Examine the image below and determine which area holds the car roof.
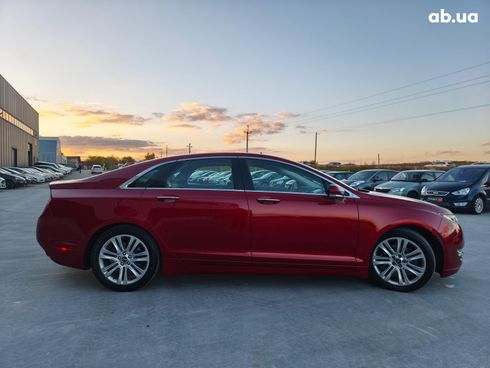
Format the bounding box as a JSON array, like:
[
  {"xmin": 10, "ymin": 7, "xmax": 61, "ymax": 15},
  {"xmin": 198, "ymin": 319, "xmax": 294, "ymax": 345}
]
[
  {"xmin": 455, "ymin": 164, "xmax": 490, "ymax": 169},
  {"xmin": 399, "ymin": 169, "xmax": 443, "ymax": 173}
]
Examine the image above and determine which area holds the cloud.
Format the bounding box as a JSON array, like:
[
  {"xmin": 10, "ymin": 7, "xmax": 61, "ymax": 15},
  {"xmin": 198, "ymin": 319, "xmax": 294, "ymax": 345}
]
[
  {"xmin": 484, "ymin": 150, "xmax": 490, "ymax": 155},
  {"xmin": 28, "ymin": 97, "xmax": 162, "ymax": 126},
  {"xmin": 295, "ymin": 125, "xmax": 328, "ymax": 134},
  {"xmin": 59, "ymin": 136, "xmax": 157, "ymax": 150},
  {"xmin": 482, "ymin": 142, "xmax": 490, "ymax": 146},
  {"xmin": 66, "ymin": 106, "xmax": 152, "ymax": 126},
  {"xmin": 435, "ymin": 150, "xmax": 461, "ymax": 155},
  {"xmin": 225, "ymin": 113, "xmax": 287, "ymax": 144},
  {"xmin": 276, "ymin": 112, "xmax": 300, "ymax": 120},
  {"xmin": 166, "ymin": 123, "xmax": 201, "ymax": 130},
  {"xmin": 165, "ymin": 103, "xmax": 230, "ymax": 123}
]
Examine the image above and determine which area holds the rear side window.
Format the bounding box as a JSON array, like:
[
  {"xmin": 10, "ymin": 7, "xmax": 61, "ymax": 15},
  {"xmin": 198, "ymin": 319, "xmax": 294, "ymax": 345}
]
[
  {"xmin": 167, "ymin": 158, "xmax": 235, "ymax": 190},
  {"xmin": 128, "ymin": 162, "xmax": 177, "ymax": 188}
]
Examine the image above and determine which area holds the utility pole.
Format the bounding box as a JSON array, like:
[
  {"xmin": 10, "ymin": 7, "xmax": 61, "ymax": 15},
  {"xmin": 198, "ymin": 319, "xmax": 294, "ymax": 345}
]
[
  {"xmin": 377, "ymin": 153, "xmax": 380, "ymax": 167},
  {"xmin": 165, "ymin": 145, "xmax": 168, "ymax": 157},
  {"xmin": 245, "ymin": 125, "xmax": 251, "ymax": 152},
  {"xmin": 187, "ymin": 143, "xmax": 192, "ymax": 154},
  {"xmin": 314, "ymin": 132, "xmax": 318, "ymax": 165}
]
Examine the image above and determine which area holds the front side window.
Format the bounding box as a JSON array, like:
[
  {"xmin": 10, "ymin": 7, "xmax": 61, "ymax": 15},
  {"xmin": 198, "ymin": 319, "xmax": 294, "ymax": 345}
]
[{"xmin": 246, "ymin": 159, "xmax": 325, "ymax": 194}]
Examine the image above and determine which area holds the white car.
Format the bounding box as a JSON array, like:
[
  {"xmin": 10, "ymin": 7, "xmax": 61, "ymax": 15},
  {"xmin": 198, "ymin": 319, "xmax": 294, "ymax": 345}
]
[
  {"xmin": 91, "ymin": 165, "xmax": 103, "ymax": 174},
  {"xmin": 0, "ymin": 177, "xmax": 6, "ymax": 189}
]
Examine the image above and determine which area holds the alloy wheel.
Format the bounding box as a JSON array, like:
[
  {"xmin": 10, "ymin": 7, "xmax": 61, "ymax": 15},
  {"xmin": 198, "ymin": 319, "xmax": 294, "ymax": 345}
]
[
  {"xmin": 474, "ymin": 197, "xmax": 484, "ymax": 214},
  {"xmin": 372, "ymin": 237, "xmax": 427, "ymax": 287},
  {"xmin": 98, "ymin": 234, "xmax": 150, "ymax": 285}
]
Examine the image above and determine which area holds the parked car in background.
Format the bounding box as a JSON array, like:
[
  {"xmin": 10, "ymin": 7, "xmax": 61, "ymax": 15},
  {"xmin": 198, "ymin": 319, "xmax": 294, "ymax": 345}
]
[
  {"xmin": 342, "ymin": 169, "xmax": 398, "ymax": 191},
  {"xmin": 7, "ymin": 167, "xmax": 46, "ymax": 183},
  {"xmin": 37, "ymin": 153, "xmax": 463, "ymax": 292},
  {"xmin": 374, "ymin": 170, "xmax": 443, "ymax": 199},
  {"xmin": 0, "ymin": 168, "xmax": 27, "ymax": 188},
  {"xmin": 323, "ymin": 171, "xmax": 353, "ymax": 181},
  {"xmin": 0, "ymin": 177, "xmax": 6, "ymax": 189},
  {"xmin": 31, "ymin": 167, "xmax": 61, "ymax": 180},
  {"xmin": 91, "ymin": 165, "xmax": 103, "ymax": 174},
  {"xmin": 327, "ymin": 161, "xmax": 342, "ymax": 167},
  {"xmin": 421, "ymin": 164, "xmax": 490, "ymax": 215},
  {"xmin": 424, "ymin": 161, "xmax": 455, "ymax": 169},
  {"xmin": 2, "ymin": 168, "xmax": 36, "ymax": 183},
  {"xmin": 35, "ymin": 161, "xmax": 71, "ymax": 175}
]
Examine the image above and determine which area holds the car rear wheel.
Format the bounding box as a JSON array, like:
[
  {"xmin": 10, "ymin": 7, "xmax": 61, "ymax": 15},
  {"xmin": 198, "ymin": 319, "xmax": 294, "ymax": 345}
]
[
  {"xmin": 91, "ymin": 225, "xmax": 160, "ymax": 291},
  {"xmin": 369, "ymin": 229, "xmax": 435, "ymax": 292},
  {"xmin": 471, "ymin": 196, "xmax": 485, "ymax": 215}
]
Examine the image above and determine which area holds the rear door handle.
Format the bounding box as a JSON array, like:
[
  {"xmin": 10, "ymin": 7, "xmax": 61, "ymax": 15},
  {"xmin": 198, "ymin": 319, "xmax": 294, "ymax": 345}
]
[
  {"xmin": 156, "ymin": 195, "xmax": 180, "ymax": 202},
  {"xmin": 256, "ymin": 197, "xmax": 281, "ymax": 204}
]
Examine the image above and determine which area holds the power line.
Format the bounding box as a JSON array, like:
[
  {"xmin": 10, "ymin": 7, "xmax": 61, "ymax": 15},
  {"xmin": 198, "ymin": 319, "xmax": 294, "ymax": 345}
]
[
  {"xmin": 330, "ymin": 103, "xmax": 490, "ymax": 132},
  {"xmin": 292, "ymin": 76, "xmax": 490, "ymax": 124},
  {"xmin": 296, "ymin": 60, "xmax": 490, "ymax": 117}
]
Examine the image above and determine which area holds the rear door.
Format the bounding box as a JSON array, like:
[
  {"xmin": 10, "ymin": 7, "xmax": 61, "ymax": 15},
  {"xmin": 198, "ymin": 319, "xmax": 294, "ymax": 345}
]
[
  {"xmin": 132, "ymin": 157, "xmax": 251, "ymax": 263},
  {"xmin": 241, "ymin": 158, "xmax": 359, "ymax": 269}
]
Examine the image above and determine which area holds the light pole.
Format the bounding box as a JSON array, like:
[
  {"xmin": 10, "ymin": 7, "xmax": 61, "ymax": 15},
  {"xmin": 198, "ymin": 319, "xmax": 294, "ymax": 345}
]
[
  {"xmin": 166, "ymin": 145, "xmax": 168, "ymax": 157},
  {"xmin": 187, "ymin": 143, "xmax": 192, "ymax": 154},
  {"xmin": 245, "ymin": 125, "xmax": 251, "ymax": 152},
  {"xmin": 314, "ymin": 131, "xmax": 318, "ymax": 165}
]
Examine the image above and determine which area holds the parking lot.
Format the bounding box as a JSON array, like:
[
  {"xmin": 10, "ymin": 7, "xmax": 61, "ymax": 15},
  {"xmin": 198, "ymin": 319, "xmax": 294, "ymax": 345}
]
[{"xmin": 1, "ymin": 172, "xmax": 489, "ymax": 368}]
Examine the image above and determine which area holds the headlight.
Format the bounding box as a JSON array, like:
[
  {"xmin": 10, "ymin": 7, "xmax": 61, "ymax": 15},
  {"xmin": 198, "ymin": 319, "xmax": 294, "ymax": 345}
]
[
  {"xmin": 443, "ymin": 214, "xmax": 458, "ymax": 223},
  {"xmin": 390, "ymin": 187, "xmax": 405, "ymax": 193},
  {"xmin": 451, "ymin": 187, "xmax": 470, "ymax": 196},
  {"xmin": 421, "ymin": 186, "xmax": 428, "ymax": 196}
]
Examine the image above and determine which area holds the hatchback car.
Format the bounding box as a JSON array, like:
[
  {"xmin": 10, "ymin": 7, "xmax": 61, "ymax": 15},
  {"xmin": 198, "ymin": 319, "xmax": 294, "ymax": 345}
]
[
  {"xmin": 342, "ymin": 169, "xmax": 398, "ymax": 191},
  {"xmin": 374, "ymin": 170, "xmax": 443, "ymax": 199},
  {"xmin": 421, "ymin": 164, "xmax": 490, "ymax": 214},
  {"xmin": 37, "ymin": 153, "xmax": 464, "ymax": 292}
]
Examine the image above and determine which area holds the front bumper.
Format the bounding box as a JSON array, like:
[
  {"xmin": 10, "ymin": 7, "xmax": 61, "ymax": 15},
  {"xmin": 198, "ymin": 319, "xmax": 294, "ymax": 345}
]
[
  {"xmin": 422, "ymin": 195, "xmax": 472, "ymax": 210},
  {"xmin": 438, "ymin": 216, "xmax": 464, "ymax": 277}
]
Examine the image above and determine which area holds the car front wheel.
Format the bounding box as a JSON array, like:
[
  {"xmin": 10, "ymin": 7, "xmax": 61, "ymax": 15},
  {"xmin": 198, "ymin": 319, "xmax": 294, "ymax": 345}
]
[
  {"xmin": 369, "ymin": 229, "xmax": 435, "ymax": 292},
  {"xmin": 91, "ymin": 225, "xmax": 160, "ymax": 291},
  {"xmin": 471, "ymin": 196, "xmax": 485, "ymax": 215}
]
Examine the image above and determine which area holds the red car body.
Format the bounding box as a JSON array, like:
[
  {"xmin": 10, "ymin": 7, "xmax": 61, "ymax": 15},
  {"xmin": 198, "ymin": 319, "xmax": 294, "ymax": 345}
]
[{"xmin": 37, "ymin": 153, "xmax": 463, "ymax": 281}]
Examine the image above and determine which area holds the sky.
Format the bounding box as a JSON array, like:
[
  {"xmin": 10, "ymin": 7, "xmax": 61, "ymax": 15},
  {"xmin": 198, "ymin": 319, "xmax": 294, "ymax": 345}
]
[{"xmin": 0, "ymin": 0, "xmax": 489, "ymax": 163}]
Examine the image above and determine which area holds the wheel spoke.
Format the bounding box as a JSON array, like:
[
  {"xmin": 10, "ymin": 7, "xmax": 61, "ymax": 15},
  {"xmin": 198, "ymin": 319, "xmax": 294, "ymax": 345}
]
[
  {"xmin": 401, "ymin": 268, "xmax": 410, "ymax": 285},
  {"xmin": 400, "ymin": 239, "xmax": 407, "ymax": 255},
  {"xmin": 373, "ymin": 256, "xmax": 391, "ymax": 266},
  {"xmin": 126, "ymin": 236, "xmax": 139, "ymax": 254},
  {"xmin": 405, "ymin": 264, "xmax": 423, "ymax": 277},
  {"xmin": 379, "ymin": 243, "xmax": 393, "ymax": 257},
  {"xmin": 103, "ymin": 262, "xmax": 120, "ymax": 277}
]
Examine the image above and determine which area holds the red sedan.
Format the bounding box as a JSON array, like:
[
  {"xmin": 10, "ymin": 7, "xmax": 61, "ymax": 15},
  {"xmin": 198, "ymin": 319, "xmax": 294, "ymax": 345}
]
[{"xmin": 37, "ymin": 153, "xmax": 464, "ymax": 292}]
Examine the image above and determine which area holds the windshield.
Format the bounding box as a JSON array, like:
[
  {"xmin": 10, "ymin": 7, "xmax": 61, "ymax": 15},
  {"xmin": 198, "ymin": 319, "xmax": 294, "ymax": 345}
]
[
  {"xmin": 348, "ymin": 171, "xmax": 374, "ymax": 181},
  {"xmin": 392, "ymin": 171, "xmax": 425, "ymax": 182},
  {"xmin": 437, "ymin": 167, "xmax": 486, "ymax": 183}
]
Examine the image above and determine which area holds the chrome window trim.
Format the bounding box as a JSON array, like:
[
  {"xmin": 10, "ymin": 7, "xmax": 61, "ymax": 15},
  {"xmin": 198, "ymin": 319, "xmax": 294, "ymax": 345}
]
[{"xmin": 119, "ymin": 155, "xmax": 359, "ymax": 198}]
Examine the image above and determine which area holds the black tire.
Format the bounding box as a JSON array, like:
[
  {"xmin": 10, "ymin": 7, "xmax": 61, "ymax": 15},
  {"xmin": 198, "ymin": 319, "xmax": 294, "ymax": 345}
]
[
  {"xmin": 90, "ymin": 225, "xmax": 160, "ymax": 291},
  {"xmin": 470, "ymin": 195, "xmax": 486, "ymax": 215},
  {"xmin": 369, "ymin": 228, "xmax": 435, "ymax": 292},
  {"xmin": 407, "ymin": 191, "xmax": 419, "ymax": 199}
]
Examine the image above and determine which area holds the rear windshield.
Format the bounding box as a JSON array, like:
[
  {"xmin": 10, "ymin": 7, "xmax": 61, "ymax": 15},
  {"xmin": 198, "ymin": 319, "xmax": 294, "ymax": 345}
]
[{"xmin": 437, "ymin": 167, "xmax": 486, "ymax": 183}]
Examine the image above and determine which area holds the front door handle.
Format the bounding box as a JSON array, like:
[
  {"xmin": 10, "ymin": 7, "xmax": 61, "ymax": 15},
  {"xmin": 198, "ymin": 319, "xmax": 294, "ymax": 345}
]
[
  {"xmin": 156, "ymin": 195, "xmax": 180, "ymax": 202},
  {"xmin": 256, "ymin": 197, "xmax": 281, "ymax": 204}
]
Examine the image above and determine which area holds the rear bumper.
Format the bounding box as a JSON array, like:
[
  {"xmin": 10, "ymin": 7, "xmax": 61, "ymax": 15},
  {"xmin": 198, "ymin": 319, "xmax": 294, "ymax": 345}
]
[{"xmin": 36, "ymin": 211, "xmax": 87, "ymax": 269}]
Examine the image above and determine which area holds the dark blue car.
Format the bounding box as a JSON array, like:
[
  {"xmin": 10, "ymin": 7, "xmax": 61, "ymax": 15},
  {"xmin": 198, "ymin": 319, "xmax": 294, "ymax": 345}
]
[{"xmin": 421, "ymin": 164, "xmax": 490, "ymax": 214}]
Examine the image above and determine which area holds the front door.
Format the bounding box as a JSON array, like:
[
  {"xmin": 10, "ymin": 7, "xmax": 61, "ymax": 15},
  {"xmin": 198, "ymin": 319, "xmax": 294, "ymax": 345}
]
[
  {"xmin": 133, "ymin": 157, "xmax": 250, "ymax": 263},
  {"xmin": 242, "ymin": 158, "xmax": 359, "ymax": 269}
]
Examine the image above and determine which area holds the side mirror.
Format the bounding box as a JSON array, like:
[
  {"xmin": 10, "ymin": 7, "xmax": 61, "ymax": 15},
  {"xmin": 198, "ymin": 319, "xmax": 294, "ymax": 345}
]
[{"xmin": 327, "ymin": 185, "xmax": 345, "ymax": 198}]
